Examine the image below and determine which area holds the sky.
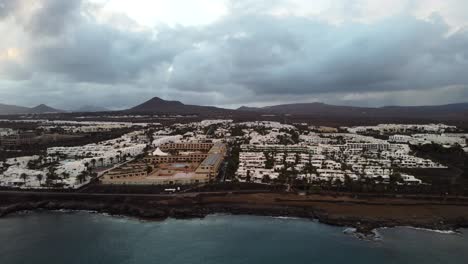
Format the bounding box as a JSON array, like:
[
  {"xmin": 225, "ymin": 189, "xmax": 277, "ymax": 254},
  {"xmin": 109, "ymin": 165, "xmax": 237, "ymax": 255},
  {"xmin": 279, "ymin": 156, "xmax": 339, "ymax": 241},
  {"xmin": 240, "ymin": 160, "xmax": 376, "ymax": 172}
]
[{"xmin": 1, "ymin": 0, "xmax": 468, "ymax": 110}]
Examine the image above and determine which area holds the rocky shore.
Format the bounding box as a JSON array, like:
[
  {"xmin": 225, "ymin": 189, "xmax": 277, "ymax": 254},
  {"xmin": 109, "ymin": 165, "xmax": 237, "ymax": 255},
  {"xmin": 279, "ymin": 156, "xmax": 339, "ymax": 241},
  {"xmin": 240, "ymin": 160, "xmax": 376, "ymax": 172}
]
[{"xmin": 1, "ymin": 192, "xmax": 468, "ymax": 235}]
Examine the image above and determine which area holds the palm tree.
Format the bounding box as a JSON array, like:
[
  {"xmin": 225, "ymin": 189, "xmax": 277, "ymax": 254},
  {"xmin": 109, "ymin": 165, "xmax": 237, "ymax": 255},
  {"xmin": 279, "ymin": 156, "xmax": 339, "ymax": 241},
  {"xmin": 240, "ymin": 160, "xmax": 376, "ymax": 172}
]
[
  {"xmin": 27, "ymin": 160, "xmax": 36, "ymax": 170},
  {"xmin": 91, "ymin": 159, "xmax": 96, "ymax": 168},
  {"xmin": 36, "ymin": 174, "xmax": 43, "ymax": 186},
  {"xmin": 344, "ymin": 175, "xmax": 353, "ymax": 191},
  {"xmin": 61, "ymin": 172, "xmax": 70, "ymax": 179},
  {"xmin": 76, "ymin": 171, "xmax": 88, "ymax": 184},
  {"xmin": 335, "ymin": 178, "xmax": 343, "ymax": 191},
  {"xmin": 98, "ymin": 157, "xmax": 104, "ymax": 167},
  {"xmin": 109, "ymin": 157, "xmax": 114, "ymax": 165},
  {"xmin": 38, "ymin": 155, "xmax": 44, "ymax": 165},
  {"xmin": 295, "ymin": 153, "xmax": 300, "ymax": 164},
  {"xmin": 46, "ymin": 167, "xmax": 58, "ymax": 186},
  {"xmin": 20, "ymin": 173, "xmax": 28, "ymax": 184},
  {"xmin": 146, "ymin": 165, "xmax": 153, "ymax": 174}
]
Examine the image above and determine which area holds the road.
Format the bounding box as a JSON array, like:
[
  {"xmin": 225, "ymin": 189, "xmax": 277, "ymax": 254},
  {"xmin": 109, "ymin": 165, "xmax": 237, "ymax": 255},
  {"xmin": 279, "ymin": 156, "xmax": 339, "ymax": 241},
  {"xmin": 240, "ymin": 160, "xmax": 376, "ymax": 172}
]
[{"xmin": 0, "ymin": 189, "xmax": 270, "ymax": 198}]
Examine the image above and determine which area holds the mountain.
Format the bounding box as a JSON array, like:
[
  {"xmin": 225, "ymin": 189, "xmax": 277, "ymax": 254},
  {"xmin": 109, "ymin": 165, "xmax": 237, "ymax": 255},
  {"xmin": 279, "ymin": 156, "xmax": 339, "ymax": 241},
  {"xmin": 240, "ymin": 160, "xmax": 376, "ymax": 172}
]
[
  {"xmin": 237, "ymin": 102, "xmax": 468, "ymax": 119},
  {"xmin": 129, "ymin": 97, "xmax": 184, "ymax": 112},
  {"xmin": 29, "ymin": 104, "xmax": 65, "ymax": 114},
  {"xmin": 0, "ymin": 103, "xmax": 65, "ymax": 115},
  {"xmin": 0, "ymin": 103, "xmax": 31, "ymax": 115},
  {"xmin": 127, "ymin": 97, "xmax": 234, "ymax": 115},
  {"xmin": 4, "ymin": 97, "xmax": 468, "ymax": 121},
  {"xmin": 239, "ymin": 102, "xmax": 368, "ymax": 115},
  {"xmin": 237, "ymin": 106, "xmax": 262, "ymax": 112},
  {"xmin": 128, "ymin": 97, "xmax": 468, "ymax": 121},
  {"xmin": 73, "ymin": 105, "xmax": 110, "ymax": 113}
]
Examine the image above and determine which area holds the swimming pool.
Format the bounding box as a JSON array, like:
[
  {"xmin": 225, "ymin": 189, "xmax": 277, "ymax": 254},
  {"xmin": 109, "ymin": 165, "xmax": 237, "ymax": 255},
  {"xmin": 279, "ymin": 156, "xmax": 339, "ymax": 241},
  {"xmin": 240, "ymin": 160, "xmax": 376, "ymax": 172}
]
[{"xmin": 172, "ymin": 163, "xmax": 189, "ymax": 168}]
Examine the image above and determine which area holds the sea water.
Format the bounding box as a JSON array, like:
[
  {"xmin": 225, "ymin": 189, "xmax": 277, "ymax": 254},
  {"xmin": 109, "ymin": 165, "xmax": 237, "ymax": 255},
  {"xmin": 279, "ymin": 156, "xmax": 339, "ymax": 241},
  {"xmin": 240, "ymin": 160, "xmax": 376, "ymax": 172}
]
[{"xmin": 0, "ymin": 212, "xmax": 467, "ymax": 264}]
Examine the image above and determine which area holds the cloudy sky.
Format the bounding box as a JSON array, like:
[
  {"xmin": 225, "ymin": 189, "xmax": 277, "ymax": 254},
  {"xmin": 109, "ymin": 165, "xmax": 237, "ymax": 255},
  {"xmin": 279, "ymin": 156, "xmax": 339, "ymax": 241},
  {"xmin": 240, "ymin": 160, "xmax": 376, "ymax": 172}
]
[{"xmin": 1, "ymin": 0, "xmax": 468, "ymax": 110}]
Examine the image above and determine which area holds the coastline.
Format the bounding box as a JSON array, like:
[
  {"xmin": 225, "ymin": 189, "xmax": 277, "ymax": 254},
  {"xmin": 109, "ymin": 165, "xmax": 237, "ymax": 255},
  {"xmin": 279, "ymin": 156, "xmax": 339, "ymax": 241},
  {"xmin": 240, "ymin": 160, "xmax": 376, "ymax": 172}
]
[{"xmin": 1, "ymin": 191, "xmax": 468, "ymax": 235}]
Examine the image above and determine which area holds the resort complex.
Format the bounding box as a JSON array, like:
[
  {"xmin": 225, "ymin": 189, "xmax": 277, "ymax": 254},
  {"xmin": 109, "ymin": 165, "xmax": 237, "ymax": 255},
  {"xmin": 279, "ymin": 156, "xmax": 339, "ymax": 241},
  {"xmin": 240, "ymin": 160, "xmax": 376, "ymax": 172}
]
[
  {"xmin": 101, "ymin": 142, "xmax": 226, "ymax": 185},
  {"xmin": 0, "ymin": 117, "xmax": 467, "ymax": 192}
]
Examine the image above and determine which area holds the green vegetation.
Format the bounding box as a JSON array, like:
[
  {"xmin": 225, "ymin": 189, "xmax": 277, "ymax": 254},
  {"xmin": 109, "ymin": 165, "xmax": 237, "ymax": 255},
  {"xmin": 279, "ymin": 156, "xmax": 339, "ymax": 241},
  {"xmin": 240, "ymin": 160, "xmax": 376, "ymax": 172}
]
[
  {"xmin": 230, "ymin": 125, "xmax": 246, "ymax": 137},
  {"xmin": 225, "ymin": 141, "xmax": 242, "ymax": 181}
]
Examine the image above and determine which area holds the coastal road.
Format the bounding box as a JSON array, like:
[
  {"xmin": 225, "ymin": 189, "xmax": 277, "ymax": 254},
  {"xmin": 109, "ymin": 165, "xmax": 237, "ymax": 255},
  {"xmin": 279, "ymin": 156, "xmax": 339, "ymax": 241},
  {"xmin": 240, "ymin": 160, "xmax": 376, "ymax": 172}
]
[
  {"xmin": 3, "ymin": 190, "xmax": 468, "ymax": 207},
  {"xmin": 0, "ymin": 189, "xmax": 270, "ymax": 199}
]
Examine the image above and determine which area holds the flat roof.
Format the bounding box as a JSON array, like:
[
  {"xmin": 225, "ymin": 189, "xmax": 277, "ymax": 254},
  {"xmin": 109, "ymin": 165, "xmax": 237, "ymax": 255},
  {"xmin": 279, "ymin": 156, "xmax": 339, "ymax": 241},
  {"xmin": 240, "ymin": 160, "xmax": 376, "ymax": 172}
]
[{"xmin": 201, "ymin": 153, "xmax": 222, "ymax": 166}]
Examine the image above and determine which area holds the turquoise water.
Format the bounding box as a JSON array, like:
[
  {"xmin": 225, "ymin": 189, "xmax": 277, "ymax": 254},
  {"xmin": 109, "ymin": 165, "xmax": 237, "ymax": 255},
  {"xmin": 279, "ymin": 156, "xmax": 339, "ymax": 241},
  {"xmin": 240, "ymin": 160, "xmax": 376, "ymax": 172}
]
[
  {"xmin": 0, "ymin": 212, "xmax": 467, "ymax": 264},
  {"xmin": 172, "ymin": 163, "xmax": 189, "ymax": 168}
]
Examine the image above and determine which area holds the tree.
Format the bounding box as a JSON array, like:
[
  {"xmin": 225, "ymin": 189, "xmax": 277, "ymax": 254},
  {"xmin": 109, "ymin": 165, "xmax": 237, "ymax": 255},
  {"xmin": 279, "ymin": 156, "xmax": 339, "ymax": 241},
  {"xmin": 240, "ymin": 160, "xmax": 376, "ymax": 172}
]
[
  {"xmin": 375, "ymin": 176, "xmax": 384, "ymax": 183},
  {"xmin": 61, "ymin": 172, "xmax": 70, "ymax": 179},
  {"xmin": 335, "ymin": 178, "xmax": 343, "ymax": 191},
  {"xmin": 291, "ymin": 131, "xmax": 300, "ymax": 144},
  {"xmin": 45, "ymin": 165, "xmax": 60, "ymax": 186},
  {"xmin": 305, "ymin": 162, "xmax": 316, "ymax": 175},
  {"xmin": 246, "ymin": 170, "xmax": 251, "ymax": 183},
  {"xmin": 36, "ymin": 174, "xmax": 43, "ymax": 186},
  {"xmin": 76, "ymin": 171, "xmax": 88, "ymax": 184},
  {"xmin": 38, "ymin": 155, "xmax": 45, "ymax": 165},
  {"xmin": 91, "ymin": 159, "xmax": 97, "ymax": 168},
  {"xmin": 295, "ymin": 153, "xmax": 300, "ymax": 165},
  {"xmin": 27, "ymin": 160, "xmax": 37, "ymax": 170},
  {"xmin": 264, "ymin": 152, "xmax": 274, "ymax": 169},
  {"xmin": 230, "ymin": 126, "xmax": 244, "ymax": 137},
  {"xmin": 146, "ymin": 165, "xmax": 153, "ymax": 174},
  {"xmin": 390, "ymin": 172, "xmax": 403, "ymax": 184},
  {"xmin": 344, "ymin": 175, "xmax": 353, "ymax": 191},
  {"xmin": 20, "ymin": 173, "xmax": 28, "ymax": 184}
]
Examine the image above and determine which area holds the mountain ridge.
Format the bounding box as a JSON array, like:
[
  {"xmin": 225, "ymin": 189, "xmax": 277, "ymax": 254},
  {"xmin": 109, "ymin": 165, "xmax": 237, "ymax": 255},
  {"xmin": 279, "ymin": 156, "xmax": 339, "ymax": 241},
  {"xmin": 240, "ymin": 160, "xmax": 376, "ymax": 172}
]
[
  {"xmin": 236, "ymin": 102, "xmax": 468, "ymax": 118},
  {"xmin": 127, "ymin": 97, "xmax": 234, "ymax": 115},
  {"xmin": 2, "ymin": 98, "xmax": 468, "ymax": 120},
  {"xmin": 0, "ymin": 103, "xmax": 65, "ymax": 115},
  {"xmin": 30, "ymin": 104, "xmax": 65, "ymax": 114},
  {"xmin": 72, "ymin": 105, "xmax": 111, "ymax": 113},
  {"xmin": 0, "ymin": 103, "xmax": 31, "ymax": 115}
]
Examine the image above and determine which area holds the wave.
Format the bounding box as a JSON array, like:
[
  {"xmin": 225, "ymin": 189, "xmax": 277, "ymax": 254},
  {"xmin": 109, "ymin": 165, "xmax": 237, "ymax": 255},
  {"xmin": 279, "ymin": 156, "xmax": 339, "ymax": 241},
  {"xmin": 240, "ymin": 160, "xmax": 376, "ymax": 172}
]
[
  {"xmin": 273, "ymin": 216, "xmax": 300, "ymax": 220},
  {"xmin": 404, "ymin": 226, "xmax": 458, "ymax": 234}
]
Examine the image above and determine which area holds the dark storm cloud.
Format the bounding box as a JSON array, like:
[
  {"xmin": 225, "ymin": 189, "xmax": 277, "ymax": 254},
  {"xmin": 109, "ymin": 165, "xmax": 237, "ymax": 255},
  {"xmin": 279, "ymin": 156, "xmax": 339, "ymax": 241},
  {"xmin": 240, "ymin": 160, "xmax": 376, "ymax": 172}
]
[
  {"xmin": 2, "ymin": 0, "xmax": 468, "ymax": 108},
  {"xmin": 11, "ymin": 0, "xmax": 195, "ymax": 84},
  {"xmin": 29, "ymin": 24, "xmax": 188, "ymax": 83},
  {"xmin": 26, "ymin": 0, "xmax": 83, "ymax": 35},
  {"xmin": 169, "ymin": 14, "xmax": 468, "ymax": 97}
]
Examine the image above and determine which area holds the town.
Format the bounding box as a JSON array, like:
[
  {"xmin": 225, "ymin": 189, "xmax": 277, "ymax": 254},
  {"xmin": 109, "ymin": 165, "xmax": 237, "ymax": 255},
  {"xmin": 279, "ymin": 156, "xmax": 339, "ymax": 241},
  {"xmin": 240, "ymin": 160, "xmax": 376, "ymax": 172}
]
[{"xmin": 1, "ymin": 118, "xmax": 467, "ymax": 195}]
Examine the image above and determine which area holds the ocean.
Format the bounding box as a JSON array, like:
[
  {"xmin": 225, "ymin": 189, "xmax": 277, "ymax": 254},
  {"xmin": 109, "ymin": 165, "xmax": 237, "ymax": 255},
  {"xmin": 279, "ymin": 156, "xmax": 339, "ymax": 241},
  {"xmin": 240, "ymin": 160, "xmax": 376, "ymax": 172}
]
[{"xmin": 0, "ymin": 212, "xmax": 467, "ymax": 264}]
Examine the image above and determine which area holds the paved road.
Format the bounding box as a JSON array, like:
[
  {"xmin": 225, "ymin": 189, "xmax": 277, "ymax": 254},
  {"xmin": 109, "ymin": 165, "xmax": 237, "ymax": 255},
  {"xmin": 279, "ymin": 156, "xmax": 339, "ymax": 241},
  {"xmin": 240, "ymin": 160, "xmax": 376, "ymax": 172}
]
[{"xmin": 0, "ymin": 189, "xmax": 269, "ymax": 198}]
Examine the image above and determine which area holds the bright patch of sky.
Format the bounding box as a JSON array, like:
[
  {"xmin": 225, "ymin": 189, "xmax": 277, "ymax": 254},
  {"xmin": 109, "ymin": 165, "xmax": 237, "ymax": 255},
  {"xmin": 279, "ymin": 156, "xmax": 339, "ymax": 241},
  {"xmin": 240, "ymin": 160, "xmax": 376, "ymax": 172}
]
[{"xmin": 90, "ymin": 0, "xmax": 468, "ymax": 30}]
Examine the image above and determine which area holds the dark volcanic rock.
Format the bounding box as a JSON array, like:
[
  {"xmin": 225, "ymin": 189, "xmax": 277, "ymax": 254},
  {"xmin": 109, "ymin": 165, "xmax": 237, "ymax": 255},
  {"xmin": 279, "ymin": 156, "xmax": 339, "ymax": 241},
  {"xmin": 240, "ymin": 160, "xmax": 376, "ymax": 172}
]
[{"xmin": 1, "ymin": 195, "xmax": 468, "ymax": 234}]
